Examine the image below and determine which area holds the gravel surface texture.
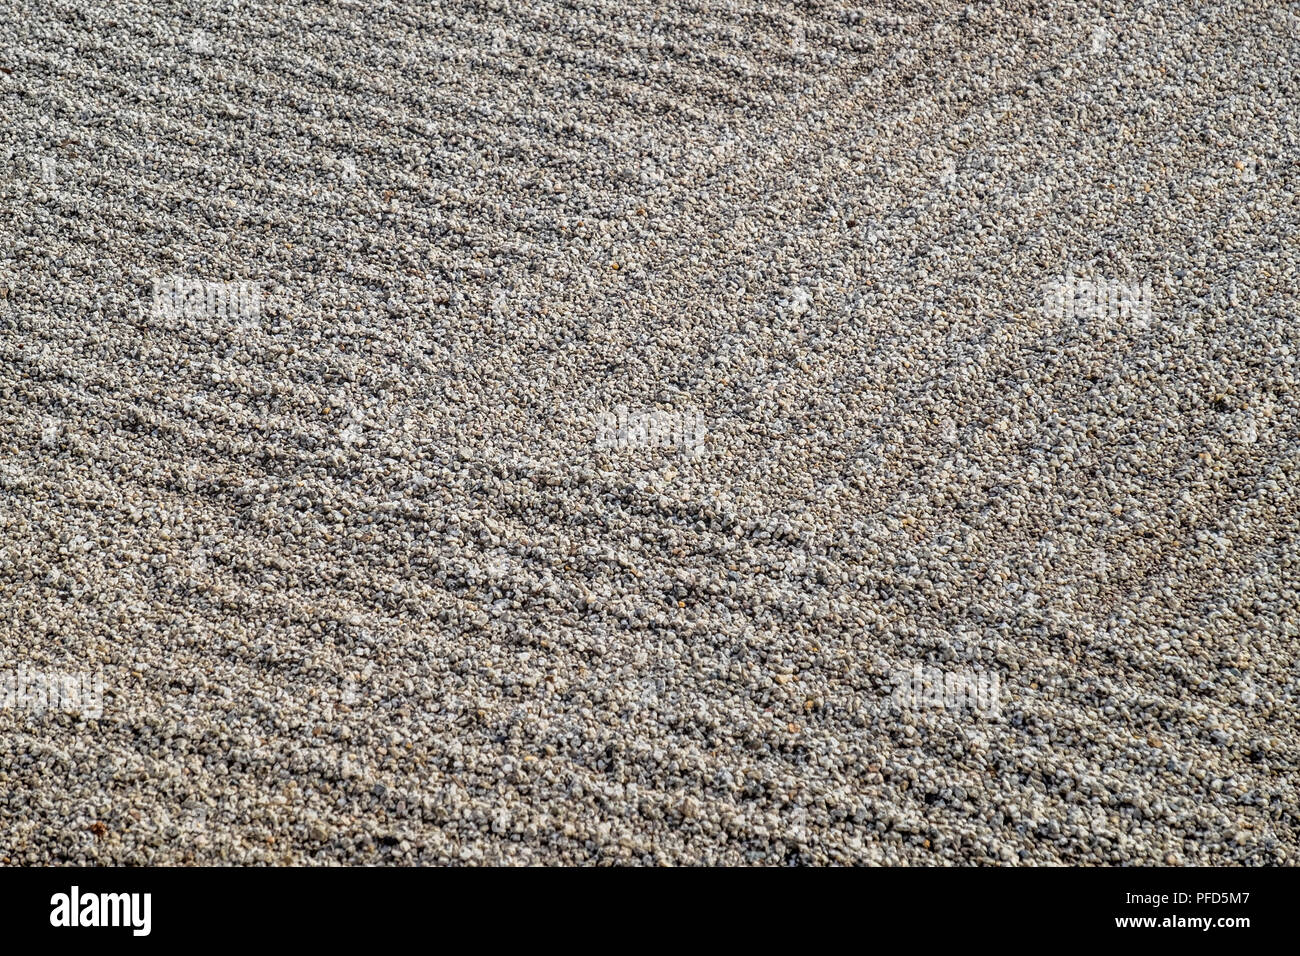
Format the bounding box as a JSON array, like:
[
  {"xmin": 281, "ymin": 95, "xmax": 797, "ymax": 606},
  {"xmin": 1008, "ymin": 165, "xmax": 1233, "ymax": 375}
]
[{"xmin": 1, "ymin": 0, "xmax": 1297, "ymax": 864}]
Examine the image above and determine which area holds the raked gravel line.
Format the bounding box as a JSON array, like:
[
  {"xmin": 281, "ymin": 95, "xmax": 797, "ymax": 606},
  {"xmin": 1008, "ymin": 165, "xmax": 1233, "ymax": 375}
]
[{"xmin": 1, "ymin": 1, "xmax": 1297, "ymax": 864}]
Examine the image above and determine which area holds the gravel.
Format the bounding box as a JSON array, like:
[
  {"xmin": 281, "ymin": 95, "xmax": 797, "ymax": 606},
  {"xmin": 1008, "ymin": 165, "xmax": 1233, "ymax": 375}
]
[{"xmin": 0, "ymin": 0, "xmax": 1296, "ymax": 865}]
